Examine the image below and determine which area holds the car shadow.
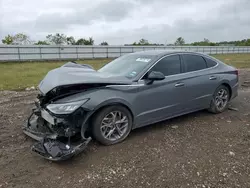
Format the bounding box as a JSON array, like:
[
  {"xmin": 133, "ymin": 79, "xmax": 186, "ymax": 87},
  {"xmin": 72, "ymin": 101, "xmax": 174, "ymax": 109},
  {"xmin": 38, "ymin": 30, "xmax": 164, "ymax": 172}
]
[
  {"xmin": 54, "ymin": 110, "xmax": 219, "ymax": 165},
  {"xmin": 128, "ymin": 109, "xmax": 212, "ymax": 138}
]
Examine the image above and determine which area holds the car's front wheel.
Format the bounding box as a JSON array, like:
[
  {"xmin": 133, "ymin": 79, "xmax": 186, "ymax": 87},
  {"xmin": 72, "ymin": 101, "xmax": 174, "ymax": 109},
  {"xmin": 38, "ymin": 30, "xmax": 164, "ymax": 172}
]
[
  {"xmin": 92, "ymin": 105, "xmax": 132, "ymax": 145},
  {"xmin": 208, "ymin": 85, "xmax": 230, "ymax": 113}
]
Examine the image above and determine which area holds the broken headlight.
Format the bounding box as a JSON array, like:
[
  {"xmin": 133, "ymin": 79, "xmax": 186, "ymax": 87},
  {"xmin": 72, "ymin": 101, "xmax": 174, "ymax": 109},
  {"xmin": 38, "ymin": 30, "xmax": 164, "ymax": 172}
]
[{"xmin": 46, "ymin": 99, "xmax": 88, "ymax": 115}]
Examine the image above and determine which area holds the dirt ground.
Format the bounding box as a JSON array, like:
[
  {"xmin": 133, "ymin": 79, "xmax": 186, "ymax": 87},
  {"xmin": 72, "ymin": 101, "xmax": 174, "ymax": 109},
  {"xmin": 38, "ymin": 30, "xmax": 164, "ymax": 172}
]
[{"xmin": 0, "ymin": 70, "xmax": 250, "ymax": 188}]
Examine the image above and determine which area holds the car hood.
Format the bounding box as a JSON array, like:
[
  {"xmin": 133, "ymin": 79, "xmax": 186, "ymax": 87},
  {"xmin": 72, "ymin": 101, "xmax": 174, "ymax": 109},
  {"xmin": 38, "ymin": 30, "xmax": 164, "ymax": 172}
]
[{"xmin": 38, "ymin": 62, "xmax": 132, "ymax": 94}]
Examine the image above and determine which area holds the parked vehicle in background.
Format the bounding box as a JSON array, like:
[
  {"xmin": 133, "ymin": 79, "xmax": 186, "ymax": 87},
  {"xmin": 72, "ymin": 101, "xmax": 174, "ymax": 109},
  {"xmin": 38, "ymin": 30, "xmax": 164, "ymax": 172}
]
[{"xmin": 23, "ymin": 50, "xmax": 239, "ymax": 161}]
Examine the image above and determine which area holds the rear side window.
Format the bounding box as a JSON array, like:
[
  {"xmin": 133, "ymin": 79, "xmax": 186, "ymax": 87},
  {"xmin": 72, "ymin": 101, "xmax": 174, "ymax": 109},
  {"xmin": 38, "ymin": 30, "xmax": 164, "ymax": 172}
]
[
  {"xmin": 151, "ymin": 55, "xmax": 181, "ymax": 76},
  {"xmin": 182, "ymin": 54, "xmax": 207, "ymax": 72},
  {"xmin": 205, "ymin": 57, "xmax": 217, "ymax": 68}
]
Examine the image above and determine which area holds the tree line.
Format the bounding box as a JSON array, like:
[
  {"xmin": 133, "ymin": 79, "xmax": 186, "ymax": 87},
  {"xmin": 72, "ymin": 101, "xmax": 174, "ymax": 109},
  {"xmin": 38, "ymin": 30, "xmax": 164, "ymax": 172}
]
[
  {"xmin": 1, "ymin": 33, "xmax": 250, "ymax": 46},
  {"xmin": 128, "ymin": 37, "xmax": 250, "ymax": 46},
  {"xmin": 1, "ymin": 33, "xmax": 106, "ymax": 46}
]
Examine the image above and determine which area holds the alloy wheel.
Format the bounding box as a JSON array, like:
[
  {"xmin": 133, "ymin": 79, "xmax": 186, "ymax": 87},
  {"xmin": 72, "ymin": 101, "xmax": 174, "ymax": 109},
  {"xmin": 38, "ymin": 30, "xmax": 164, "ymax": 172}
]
[
  {"xmin": 215, "ymin": 88, "xmax": 229, "ymax": 110},
  {"xmin": 100, "ymin": 111, "xmax": 129, "ymax": 141}
]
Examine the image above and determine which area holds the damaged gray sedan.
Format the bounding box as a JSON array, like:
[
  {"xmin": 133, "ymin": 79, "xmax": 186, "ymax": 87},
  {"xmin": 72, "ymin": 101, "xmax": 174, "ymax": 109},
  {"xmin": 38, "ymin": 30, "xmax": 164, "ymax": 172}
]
[{"xmin": 23, "ymin": 50, "xmax": 239, "ymax": 161}]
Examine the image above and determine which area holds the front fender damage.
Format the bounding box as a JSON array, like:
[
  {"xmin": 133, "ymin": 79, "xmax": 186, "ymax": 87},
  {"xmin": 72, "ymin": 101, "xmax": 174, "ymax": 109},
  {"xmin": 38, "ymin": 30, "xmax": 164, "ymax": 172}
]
[
  {"xmin": 23, "ymin": 106, "xmax": 92, "ymax": 161},
  {"xmin": 23, "ymin": 61, "xmax": 133, "ymax": 161}
]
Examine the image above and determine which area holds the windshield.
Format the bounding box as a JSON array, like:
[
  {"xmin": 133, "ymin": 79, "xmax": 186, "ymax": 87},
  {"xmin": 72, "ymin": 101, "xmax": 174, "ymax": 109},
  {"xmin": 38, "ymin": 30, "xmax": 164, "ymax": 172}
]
[{"xmin": 98, "ymin": 54, "xmax": 155, "ymax": 79}]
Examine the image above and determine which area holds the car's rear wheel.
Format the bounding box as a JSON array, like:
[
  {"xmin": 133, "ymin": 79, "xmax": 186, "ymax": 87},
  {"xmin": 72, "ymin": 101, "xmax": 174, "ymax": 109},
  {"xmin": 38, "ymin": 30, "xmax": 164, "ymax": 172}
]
[
  {"xmin": 208, "ymin": 85, "xmax": 230, "ymax": 113},
  {"xmin": 92, "ymin": 105, "xmax": 132, "ymax": 145}
]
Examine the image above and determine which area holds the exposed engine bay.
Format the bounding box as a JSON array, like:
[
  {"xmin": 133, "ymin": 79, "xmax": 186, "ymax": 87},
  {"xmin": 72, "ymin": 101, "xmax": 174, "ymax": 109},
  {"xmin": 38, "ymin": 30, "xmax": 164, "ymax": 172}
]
[{"xmin": 23, "ymin": 100, "xmax": 92, "ymax": 161}]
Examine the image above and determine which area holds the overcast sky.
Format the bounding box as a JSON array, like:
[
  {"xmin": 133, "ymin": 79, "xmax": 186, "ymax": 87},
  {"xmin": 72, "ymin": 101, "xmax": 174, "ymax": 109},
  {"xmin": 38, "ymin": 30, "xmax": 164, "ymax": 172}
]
[{"xmin": 0, "ymin": 0, "xmax": 249, "ymax": 44}]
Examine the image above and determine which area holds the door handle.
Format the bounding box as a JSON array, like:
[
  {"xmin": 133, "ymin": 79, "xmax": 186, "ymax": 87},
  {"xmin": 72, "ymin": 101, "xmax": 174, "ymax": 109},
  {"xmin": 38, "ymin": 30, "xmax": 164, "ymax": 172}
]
[
  {"xmin": 209, "ymin": 76, "xmax": 217, "ymax": 80},
  {"xmin": 175, "ymin": 82, "xmax": 185, "ymax": 87}
]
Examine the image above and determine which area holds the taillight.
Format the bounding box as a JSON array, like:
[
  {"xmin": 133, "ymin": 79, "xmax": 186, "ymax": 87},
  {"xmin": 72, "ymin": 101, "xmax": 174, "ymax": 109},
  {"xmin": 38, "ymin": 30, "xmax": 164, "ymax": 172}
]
[{"xmin": 235, "ymin": 69, "xmax": 239, "ymax": 76}]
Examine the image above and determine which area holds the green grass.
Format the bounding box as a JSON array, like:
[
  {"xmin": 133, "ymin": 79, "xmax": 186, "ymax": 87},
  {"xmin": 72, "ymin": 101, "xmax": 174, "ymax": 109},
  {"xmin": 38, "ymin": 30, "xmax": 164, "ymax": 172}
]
[
  {"xmin": 0, "ymin": 54, "xmax": 250, "ymax": 90},
  {"xmin": 0, "ymin": 59, "xmax": 111, "ymax": 90},
  {"xmin": 212, "ymin": 54, "xmax": 250, "ymax": 68}
]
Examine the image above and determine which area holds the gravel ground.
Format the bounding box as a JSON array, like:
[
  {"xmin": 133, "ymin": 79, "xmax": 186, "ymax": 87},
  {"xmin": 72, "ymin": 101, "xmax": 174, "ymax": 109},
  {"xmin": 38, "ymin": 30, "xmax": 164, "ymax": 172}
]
[{"xmin": 0, "ymin": 69, "xmax": 250, "ymax": 188}]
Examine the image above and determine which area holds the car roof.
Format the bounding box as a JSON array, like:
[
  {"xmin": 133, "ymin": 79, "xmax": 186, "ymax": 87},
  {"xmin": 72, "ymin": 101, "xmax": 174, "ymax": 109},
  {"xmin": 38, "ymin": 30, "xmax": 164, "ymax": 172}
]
[{"xmin": 132, "ymin": 50, "xmax": 205, "ymax": 57}]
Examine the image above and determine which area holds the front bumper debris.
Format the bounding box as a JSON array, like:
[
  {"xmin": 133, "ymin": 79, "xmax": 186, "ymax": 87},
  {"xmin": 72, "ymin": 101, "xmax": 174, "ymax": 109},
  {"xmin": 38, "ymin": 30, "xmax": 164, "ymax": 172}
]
[
  {"xmin": 23, "ymin": 110, "xmax": 91, "ymax": 161},
  {"xmin": 31, "ymin": 137, "xmax": 91, "ymax": 161}
]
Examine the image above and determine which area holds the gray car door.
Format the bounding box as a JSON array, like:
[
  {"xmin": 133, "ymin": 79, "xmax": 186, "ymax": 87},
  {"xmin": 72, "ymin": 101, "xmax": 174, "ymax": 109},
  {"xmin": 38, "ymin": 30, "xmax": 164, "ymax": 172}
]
[
  {"xmin": 179, "ymin": 54, "xmax": 219, "ymax": 111},
  {"xmin": 134, "ymin": 55, "xmax": 187, "ymax": 127}
]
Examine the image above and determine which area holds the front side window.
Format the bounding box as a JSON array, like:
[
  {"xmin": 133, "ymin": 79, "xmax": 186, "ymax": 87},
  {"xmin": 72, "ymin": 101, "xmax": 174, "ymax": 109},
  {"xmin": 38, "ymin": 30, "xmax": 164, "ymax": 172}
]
[
  {"xmin": 150, "ymin": 55, "xmax": 181, "ymax": 76},
  {"xmin": 182, "ymin": 54, "xmax": 207, "ymax": 72}
]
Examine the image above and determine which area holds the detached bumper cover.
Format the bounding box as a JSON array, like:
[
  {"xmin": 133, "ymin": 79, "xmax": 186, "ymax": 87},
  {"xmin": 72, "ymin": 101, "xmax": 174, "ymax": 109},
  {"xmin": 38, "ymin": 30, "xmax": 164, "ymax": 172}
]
[
  {"xmin": 23, "ymin": 111, "xmax": 91, "ymax": 161},
  {"xmin": 30, "ymin": 137, "xmax": 91, "ymax": 161}
]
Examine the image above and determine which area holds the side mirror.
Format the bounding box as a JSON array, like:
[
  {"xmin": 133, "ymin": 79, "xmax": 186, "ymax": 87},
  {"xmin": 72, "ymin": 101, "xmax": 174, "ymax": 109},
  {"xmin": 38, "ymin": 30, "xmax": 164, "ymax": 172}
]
[
  {"xmin": 147, "ymin": 71, "xmax": 165, "ymax": 80},
  {"xmin": 146, "ymin": 71, "xmax": 165, "ymax": 84}
]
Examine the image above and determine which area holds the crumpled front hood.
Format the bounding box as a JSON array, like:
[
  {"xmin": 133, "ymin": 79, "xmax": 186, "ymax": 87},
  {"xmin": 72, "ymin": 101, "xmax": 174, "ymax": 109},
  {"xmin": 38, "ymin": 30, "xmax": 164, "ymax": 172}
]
[{"xmin": 38, "ymin": 62, "xmax": 132, "ymax": 94}]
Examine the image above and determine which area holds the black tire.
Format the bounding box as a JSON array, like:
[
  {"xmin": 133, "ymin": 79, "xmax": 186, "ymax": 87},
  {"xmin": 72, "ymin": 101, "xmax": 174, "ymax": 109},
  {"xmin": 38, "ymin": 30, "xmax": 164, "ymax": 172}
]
[
  {"xmin": 92, "ymin": 105, "xmax": 132, "ymax": 145},
  {"xmin": 208, "ymin": 85, "xmax": 230, "ymax": 114}
]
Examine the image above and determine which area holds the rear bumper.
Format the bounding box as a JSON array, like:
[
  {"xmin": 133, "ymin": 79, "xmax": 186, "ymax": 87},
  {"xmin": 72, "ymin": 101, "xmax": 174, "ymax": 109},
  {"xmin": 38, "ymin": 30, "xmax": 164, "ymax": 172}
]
[
  {"xmin": 231, "ymin": 83, "xmax": 239, "ymax": 100},
  {"xmin": 23, "ymin": 109, "xmax": 91, "ymax": 161}
]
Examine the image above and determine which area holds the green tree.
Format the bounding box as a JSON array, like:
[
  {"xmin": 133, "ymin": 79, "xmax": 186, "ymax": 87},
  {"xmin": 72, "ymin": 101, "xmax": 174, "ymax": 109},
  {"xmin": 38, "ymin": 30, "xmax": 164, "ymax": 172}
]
[
  {"xmin": 131, "ymin": 39, "xmax": 149, "ymax": 45},
  {"xmin": 174, "ymin": 37, "xmax": 185, "ymax": 46},
  {"xmin": 192, "ymin": 38, "xmax": 217, "ymax": 46},
  {"xmin": 13, "ymin": 33, "xmax": 31, "ymax": 45},
  {"xmin": 86, "ymin": 37, "xmax": 94, "ymax": 45},
  {"xmin": 46, "ymin": 33, "xmax": 67, "ymax": 45},
  {"xmin": 75, "ymin": 38, "xmax": 85, "ymax": 45},
  {"xmin": 246, "ymin": 39, "xmax": 250, "ymax": 46},
  {"xmin": 138, "ymin": 38, "xmax": 149, "ymax": 45},
  {"xmin": 34, "ymin": 40, "xmax": 50, "ymax": 45},
  {"xmin": 66, "ymin": 36, "xmax": 76, "ymax": 45},
  {"xmin": 203, "ymin": 38, "xmax": 210, "ymax": 43},
  {"xmin": 100, "ymin": 41, "xmax": 108, "ymax": 45},
  {"xmin": 2, "ymin": 33, "xmax": 31, "ymax": 45},
  {"xmin": 2, "ymin": 35, "xmax": 14, "ymax": 44},
  {"xmin": 192, "ymin": 38, "xmax": 209, "ymax": 46},
  {"xmin": 75, "ymin": 37, "xmax": 94, "ymax": 45}
]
